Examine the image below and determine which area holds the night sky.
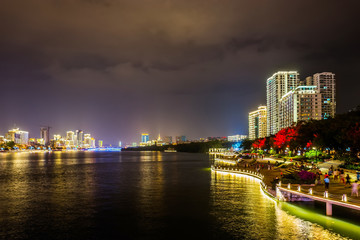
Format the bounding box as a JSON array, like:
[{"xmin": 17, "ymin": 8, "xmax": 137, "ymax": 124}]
[{"xmin": 1, "ymin": 0, "xmax": 359, "ymax": 145}]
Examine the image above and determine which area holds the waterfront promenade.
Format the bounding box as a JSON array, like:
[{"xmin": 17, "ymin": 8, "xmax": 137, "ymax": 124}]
[{"xmin": 213, "ymin": 157, "xmax": 360, "ymax": 215}]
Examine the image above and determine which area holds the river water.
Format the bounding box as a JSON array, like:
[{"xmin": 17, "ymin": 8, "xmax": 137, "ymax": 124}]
[{"xmin": 0, "ymin": 151, "xmax": 359, "ymax": 240}]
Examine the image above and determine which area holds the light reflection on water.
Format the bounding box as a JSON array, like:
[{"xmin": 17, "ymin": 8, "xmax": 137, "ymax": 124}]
[
  {"xmin": 0, "ymin": 152, "xmax": 359, "ymax": 240},
  {"xmin": 211, "ymin": 171, "xmax": 352, "ymax": 240}
]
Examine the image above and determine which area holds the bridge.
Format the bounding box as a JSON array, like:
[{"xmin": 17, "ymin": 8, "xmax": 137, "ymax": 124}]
[{"xmin": 212, "ymin": 164, "xmax": 360, "ymax": 216}]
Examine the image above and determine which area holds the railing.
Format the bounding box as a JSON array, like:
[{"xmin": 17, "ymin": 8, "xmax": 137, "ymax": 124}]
[
  {"xmin": 277, "ymin": 183, "xmax": 360, "ymax": 204},
  {"xmin": 212, "ymin": 164, "xmax": 360, "ymax": 216},
  {"xmin": 212, "ymin": 165, "xmax": 264, "ymax": 180}
]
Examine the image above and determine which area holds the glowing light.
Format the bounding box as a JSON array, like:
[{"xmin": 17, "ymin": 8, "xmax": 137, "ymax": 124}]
[{"xmin": 342, "ymin": 194, "xmax": 347, "ymax": 202}]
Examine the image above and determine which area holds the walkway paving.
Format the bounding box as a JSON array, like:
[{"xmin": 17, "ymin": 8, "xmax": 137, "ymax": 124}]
[{"xmin": 214, "ymin": 157, "xmax": 360, "ymax": 205}]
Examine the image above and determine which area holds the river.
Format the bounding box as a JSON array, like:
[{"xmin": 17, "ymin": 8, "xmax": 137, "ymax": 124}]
[{"xmin": 0, "ymin": 151, "xmax": 359, "ymax": 239}]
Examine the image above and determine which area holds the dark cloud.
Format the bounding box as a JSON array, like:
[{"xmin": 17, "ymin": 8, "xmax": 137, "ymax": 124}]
[{"xmin": 0, "ymin": 0, "xmax": 359, "ymax": 144}]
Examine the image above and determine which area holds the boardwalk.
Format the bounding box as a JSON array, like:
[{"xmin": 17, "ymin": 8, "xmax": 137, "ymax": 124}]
[{"xmin": 212, "ymin": 160, "xmax": 360, "ymax": 216}]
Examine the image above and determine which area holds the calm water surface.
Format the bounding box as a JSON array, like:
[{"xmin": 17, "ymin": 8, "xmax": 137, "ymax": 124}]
[{"xmin": 0, "ymin": 151, "xmax": 358, "ymax": 239}]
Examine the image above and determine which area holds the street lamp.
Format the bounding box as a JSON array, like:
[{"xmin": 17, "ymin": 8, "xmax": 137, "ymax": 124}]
[{"xmin": 313, "ymin": 147, "xmax": 317, "ymax": 161}]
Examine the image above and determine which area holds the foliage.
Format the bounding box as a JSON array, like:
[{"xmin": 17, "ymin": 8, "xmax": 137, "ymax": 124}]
[
  {"xmin": 245, "ymin": 109, "xmax": 360, "ymax": 160},
  {"xmin": 305, "ymin": 150, "xmax": 323, "ymax": 159},
  {"xmin": 339, "ymin": 164, "xmax": 360, "ymax": 170},
  {"xmin": 298, "ymin": 170, "xmax": 316, "ymax": 183},
  {"xmin": 123, "ymin": 140, "xmax": 233, "ymax": 153}
]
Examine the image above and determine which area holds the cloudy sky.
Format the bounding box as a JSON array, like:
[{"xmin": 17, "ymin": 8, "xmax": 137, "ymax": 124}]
[{"xmin": 1, "ymin": 0, "xmax": 359, "ymax": 144}]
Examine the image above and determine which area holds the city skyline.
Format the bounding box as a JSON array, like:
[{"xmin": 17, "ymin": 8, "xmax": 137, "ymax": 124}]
[{"xmin": 1, "ymin": 1, "xmax": 359, "ymax": 144}]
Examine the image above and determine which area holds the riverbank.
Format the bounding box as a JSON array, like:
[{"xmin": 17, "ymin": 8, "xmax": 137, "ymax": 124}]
[{"xmin": 213, "ymin": 157, "xmax": 360, "ymax": 211}]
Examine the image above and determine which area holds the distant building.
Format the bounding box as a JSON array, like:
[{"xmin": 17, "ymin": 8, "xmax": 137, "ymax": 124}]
[
  {"xmin": 76, "ymin": 130, "xmax": 84, "ymax": 147},
  {"xmin": 5, "ymin": 128, "xmax": 29, "ymax": 145},
  {"xmin": 66, "ymin": 131, "xmax": 74, "ymax": 141},
  {"xmin": 140, "ymin": 133, "xmax": 149, "ymax": 146},
  {"xmin": 53, "ymin": 134, "xmax": 61, "ymax": 141},
  {"xmin": 83, "ymin": 134, "xmax": 91, "ymax": 148},
  {"xmin": 163, "ymin": 136, "xmax": 172, "ymax": 144},
  {"xmin": 98, "ymin": 140, "xmax": 103, "ymax": 148},
  {"xmin": 249, "ymin": 106, "xmax": 267, "ymax": 140},
  {"xmin": 0, "ymin": 136, "xmax": 5, "ymax": 144},
  {"xmin": 40, "ymin": 127, "xmax": 50, "ymax": 146},
  {"xmin": 141, "ymin": 133, "xmax": 149, "ymax": 143},
  {"xmin": 176, "ymin": 136, "xmax": 186, "ymax": 144},
  {"xmin": 227, "ymin": 134, "xmax": 248, "ymax": 142}
]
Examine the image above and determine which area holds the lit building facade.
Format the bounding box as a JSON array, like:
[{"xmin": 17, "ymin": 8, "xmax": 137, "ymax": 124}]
[
  {"xmin": 140, "ymin": 133, "xmax": 149, "ymax": 146},
  {"xmin": 40, "ymin": 127, "xmax": 50, "ymax": 146},
  {"xmin": 228, "ymin": 134, "xmax": 248, "ymax": 142},
  {"xmin": 5, "ymin": 128, "xmax": 29, "ymax": 145},
  {"xmin": 265, "ymin": 71, "xmax": 336, "ymax": 134},
  {"xmin": 249, "ymin": 106, "xmax": 267, "ymax": 140},
  {"xmin": 313, "ymin": 72, "xmax": 336, "ymax": 119},
  {"xmin": 279, "ymin": 86, "xmax": 321, "ymax": 130},
  {"xmin": 266, "ymin": 71, "xmax": 300, "ymax": 136}
]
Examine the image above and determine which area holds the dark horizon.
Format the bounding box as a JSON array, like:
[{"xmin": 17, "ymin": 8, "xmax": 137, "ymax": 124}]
[{"xmin": 1, "ymin": 1, "xmax": 359, "ymax": 145}]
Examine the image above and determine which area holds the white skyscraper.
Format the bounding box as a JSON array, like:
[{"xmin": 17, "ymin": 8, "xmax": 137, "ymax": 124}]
[{"xmin": 266, "ymin": 71, "xmax": 300, "ymax": 136}]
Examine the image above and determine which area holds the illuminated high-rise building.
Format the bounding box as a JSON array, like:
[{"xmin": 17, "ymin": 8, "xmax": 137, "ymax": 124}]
[
  {"xmin": 266, "ymin": 71, "xmax": 300, "ymax": 136},
  {"xmin": 98, "ymin": 140, "xmax": 103, "ymax": 148},
  {"xmin": 313, "ymin": 72, "xmax": 336, "ymax": 119},
  {"xmin": 176, "ymin": 136, "xmax": 186, "ymax": 144},
  {"xmin": 279, "ymin": 86, "xmax": 321, "ymax": 130},
  {"xmin": 249, "ymin": 106, "xmax": 267, "ymax": 140},
  {"xmin": 75, "ymin": 130, "xmax": 84, "ymax": 147},
  {"xmin": 84, "ymin": 134, "xmax": 91, "ymax": 148},
  {"xmin": 66, "ymin": 131, "xmax": 74, "ymax": 141},
  {"xmin": 264, "ymin": 71, "xmax": 336, "ymax": 133},
  {"xmin": 40, "ymin": 127, "xmax": 50, "ymax": 146},
  {"xmin": 5, "ymin": 128, "xmax": 29, "ymax": 145},
  {"xmin": 141, "ymin": 133, "xmax": 149, "ymax": 143}
]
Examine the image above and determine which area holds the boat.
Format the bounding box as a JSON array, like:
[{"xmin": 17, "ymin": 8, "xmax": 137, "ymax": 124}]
[{"xmin": 164, "ymin": 147, "xmax": 177, "ymax": 153}]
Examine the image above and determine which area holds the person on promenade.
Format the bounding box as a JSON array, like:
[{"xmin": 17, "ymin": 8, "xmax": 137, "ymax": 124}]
[
  {"xmin": 340, "ymin": 170, "xmax": 345, "ymax": 184},
  {"xmin": 324, "ymin": 176, "xmax": 330, "ymax": 190},
  {"xmin": 346, "ymin": 174, "xmax": 351, "ymax": 186},
  {"xmin": 352, "ymin": 181, "xmax": 359, "ymax": 197},
  {"xmin": 316, "ymin": 171, "xmax": 322, "ymax": 185},
  {"xmin": 333, "ymin": 169, "xmax": 339, "ymax": 182}
]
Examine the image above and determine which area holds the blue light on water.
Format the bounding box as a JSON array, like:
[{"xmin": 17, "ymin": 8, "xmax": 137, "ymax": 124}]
[{"xmin": 87, "ymin": 147, "xmax": 122, "ymax": 152}]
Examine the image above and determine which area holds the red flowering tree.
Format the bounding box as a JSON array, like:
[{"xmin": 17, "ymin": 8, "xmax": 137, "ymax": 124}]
[
  {"xmin": 273, "ymin": 126, "xmax": 299, "ymax": 153},
  {"xmin": 252, "ymin": 138, "xmax": 266, "ymax": 150}
]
